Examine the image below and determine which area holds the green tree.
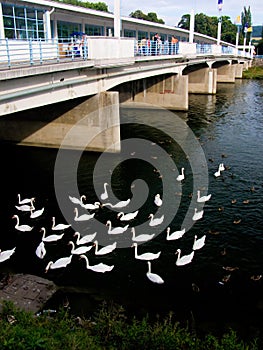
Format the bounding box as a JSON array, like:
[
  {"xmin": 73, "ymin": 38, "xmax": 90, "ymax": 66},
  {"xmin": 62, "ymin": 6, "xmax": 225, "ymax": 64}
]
[
  {"xmin": 58, "ymin": 0, "xmax": 109, "ymax": 12},
  {"xmin": 129, "ymin": 10, "xmax": 164, "ymax": 24}
]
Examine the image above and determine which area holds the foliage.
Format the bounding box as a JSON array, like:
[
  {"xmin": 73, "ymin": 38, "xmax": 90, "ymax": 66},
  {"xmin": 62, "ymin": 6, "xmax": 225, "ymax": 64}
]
[
  {"xmin": 178, "ymin": 13, "xmax": 237, "ymax": 44},
  {"xmin": 129, "ymin": 10, "xmax": 164, "ymax": 24},
  {"xmin": 57, "ymin": 0, "xmax": 109, "ymax": 12},
  {"xmin": 242, "ymin": 66, "xmax": 263, "ymax": 79},
  {"xmin": 0, "ymin": 300, "xmax": 259, "ymax": 350}
]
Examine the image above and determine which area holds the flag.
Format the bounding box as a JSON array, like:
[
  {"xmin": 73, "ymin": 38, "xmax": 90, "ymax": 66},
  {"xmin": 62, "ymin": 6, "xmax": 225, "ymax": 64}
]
[
  {"xmin": 218, "ymin": 0, "xmax": 223, "ymax": 11},
  {"xmin": 247, "ymin": 26, "xmax": 253, "ymax": 33},
  {"xmin": 235, "ymin": 15, "xmax": 241, "ymax": 25}
]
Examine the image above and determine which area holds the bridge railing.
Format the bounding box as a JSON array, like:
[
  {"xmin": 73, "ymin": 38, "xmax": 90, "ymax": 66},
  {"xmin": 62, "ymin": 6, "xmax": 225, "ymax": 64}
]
[{"xmin": 0, "ymin": 37, "xmax": 250, "ymax": 70}]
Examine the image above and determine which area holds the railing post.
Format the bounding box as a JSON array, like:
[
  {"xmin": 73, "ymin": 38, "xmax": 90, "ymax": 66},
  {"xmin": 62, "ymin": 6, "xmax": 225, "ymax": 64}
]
[
  {"xmin": 39, "ymin": 38, "xmax": 43, "ymax": 64},
  {"xmin": 56, "ymin": 38, "xmax": 60, "ymax": 62},
  {"xmin": 5, "ymin": 38, "xmax": 11, "ymax": 68},
  {"xmin": 83, "ymin": 36, "xmax": 88, "ymax": 60},
  {"xmin": 29, "ymin": 38, "xmax": 34, "ymax": 65}
]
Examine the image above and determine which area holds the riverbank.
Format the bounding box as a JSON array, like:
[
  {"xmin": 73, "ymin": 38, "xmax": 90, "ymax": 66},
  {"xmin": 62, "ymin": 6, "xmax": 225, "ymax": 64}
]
[
  {"xmin": 243, "ymin": 61, "xmax": 263, "ymax": 79},
  {"xmin": 0, "ymin": 300, "xmax": 259, "ymax": 350}
]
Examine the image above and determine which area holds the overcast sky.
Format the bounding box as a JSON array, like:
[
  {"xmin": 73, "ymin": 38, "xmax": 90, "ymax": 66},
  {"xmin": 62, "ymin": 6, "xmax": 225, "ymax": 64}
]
[{"xmin": 104, "ymin": 0, "xmax": 262, "ymax": 26}]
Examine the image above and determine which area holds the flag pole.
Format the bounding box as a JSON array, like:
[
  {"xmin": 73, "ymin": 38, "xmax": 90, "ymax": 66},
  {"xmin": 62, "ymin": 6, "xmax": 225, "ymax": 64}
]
[{"xmin": 217, "ymin": 0, "xmax": 223, "ymax": 45}]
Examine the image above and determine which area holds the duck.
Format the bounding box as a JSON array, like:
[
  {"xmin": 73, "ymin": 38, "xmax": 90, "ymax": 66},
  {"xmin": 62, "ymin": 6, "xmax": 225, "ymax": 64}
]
[
  {"xmin": 175, "ymin": 249, "xmax": 194, "ymax": 266},
  {"xmin": 17, "ymin": 194, "xmax": 35, "ymax": 205},
  {"xmin": 131, "ymin": 227, "xmax": 155, "ymax": 242},
  {"xmin": 0, "ymin": 247, "xmax": 16, "ymax": 263},
  {"xmin": 68, "ymin": 241, "xmax": 93, "ymax": 255},
  {"xmin": 106, "ymin": 220, "xmax": 129, "ymax": 234},
  {"xmin": 12, "ymin": 215, "xmax": 34, "ymax": 232},
  {"xmin": 93, "ymin": 240, "xmax": 117, "ymax": 255},
  {"xmin": 79, "ymin": 255, "xmax": 114, "ymax": 273},
  {"xmin": 100, "ymin": 183, "xmax": 109, "ymax": 201},
  {"xmin": 146, "ymin": 261, "xmax": 164, "ymax": 284},
  {"xmin": 166, "ymin": 227, "xmax": 185, "ymax": 241},
  {"xmin": 102, "ymin": 199, "xmax": 131, "ymax": 209},
  {"xmin": 73, "ymin": 231, "xmax": 97, "ymax": 245},
  {"xmin": 192, "ymin": 235, "xmax": 206, "ymax": 250},
  {"xmin": 117, "ymin": 210, "xmax": 138, "ymax": 221},
  {"xmin": 176, "ymin": 168, "xmax": 185, "ymax": 181},
  {"xmin": 74, "ymin": 208, "xmax": 95, "ymax": 221},
  {"xmin": 154, "ymin": 194, "xmax": 162, "ymax": 207},
  {"xmin": 192, "ymin": 208, "xmax": 204, "ymax": 221},
  {"xmin": 132, "ymin": 242, "xmax": 161, "ymax": 261},
  {"xmin": 35, "ymin": 241, "xmax": 46, "ymax": 259},
  {"xmin": 197, "ymin": 190, "xmax": 211, "ymax": 203},
  {"xmin": 148, "ymin": 213, "xmax": 164, "ymax": 227},
  {"xmin": 40, "ymin": 227, "xmax": 64, "ymax": 242},
  {"xmin": 51, "ymin": 217, "xmax": 71, "ymax": 231},
  {"xmin": 45, "ymin": 255, "xmax": 73, "ymax": 272}
]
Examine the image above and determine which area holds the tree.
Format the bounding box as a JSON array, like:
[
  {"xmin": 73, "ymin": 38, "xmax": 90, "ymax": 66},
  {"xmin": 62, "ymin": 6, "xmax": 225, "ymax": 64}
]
[
  {"xmin": 129, "ymin": 10, "xmax": 164, "ymax": 24},
  {"xmin": 58, "ymin": 0, "xmax": 109, "ymax": 12}
]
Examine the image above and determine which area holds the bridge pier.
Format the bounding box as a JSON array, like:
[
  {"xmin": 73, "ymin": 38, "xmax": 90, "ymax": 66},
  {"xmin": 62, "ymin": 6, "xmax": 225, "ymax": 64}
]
[
  {"xmin": 0, "ymin": 92, "xmax": 120, "ymax": 152},
  {"xmin": 124, "ymin": 75, "xmax": 188, "ymax": 111},
  {"xmin": 188, "ymin": 67, "xmax": 217, "ymax": 94},
  {"xmin": 235, "ymin": 63, "xmax": 244, "ymax": 78},
  {"xmin": 217, "ymin": 64, "xmax": 236, "ymax": 83}
]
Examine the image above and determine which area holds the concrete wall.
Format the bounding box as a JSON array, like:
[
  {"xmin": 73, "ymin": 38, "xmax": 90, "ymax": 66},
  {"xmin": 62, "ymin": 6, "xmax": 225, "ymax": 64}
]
[
  {"xmin": 188, "ymin": 67, "xmax": 217, "ymax": 94},
  {"xmin": 0, "ymin": 91, "xmax": 120, "ymax": 152},
  {"xmin": 217, "ymin": 64, "xmax": 236, "ymax": 83}
]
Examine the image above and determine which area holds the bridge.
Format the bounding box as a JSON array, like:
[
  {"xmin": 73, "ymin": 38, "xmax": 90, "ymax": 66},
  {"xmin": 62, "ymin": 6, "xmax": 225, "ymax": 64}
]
[{"xmin": 0, "ymin": 37, "xmax": 252, "ymax": 152}]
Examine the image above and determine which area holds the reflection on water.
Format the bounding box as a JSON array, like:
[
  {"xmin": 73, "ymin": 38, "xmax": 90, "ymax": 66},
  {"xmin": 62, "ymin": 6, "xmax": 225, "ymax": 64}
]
[{"xmin": 0, "ymin": 80, "xmax": 263, "ymax": 340}]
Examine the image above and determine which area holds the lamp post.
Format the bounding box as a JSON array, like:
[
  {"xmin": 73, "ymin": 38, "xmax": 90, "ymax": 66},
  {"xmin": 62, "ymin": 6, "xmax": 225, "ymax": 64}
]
[
  {"xmin": 217, "ymin": 0, "xmax": 223, "ymax": 45},
  {"xmin": 114, "ymin": 0, "xmax": 121, "ymax": 38}
]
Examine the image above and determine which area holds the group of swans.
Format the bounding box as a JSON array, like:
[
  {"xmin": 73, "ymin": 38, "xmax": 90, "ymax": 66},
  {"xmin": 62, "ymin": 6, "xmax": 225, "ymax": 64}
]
[{"xmin": 16, "ymin": 194, "xmax": 45, "ymax": 219}]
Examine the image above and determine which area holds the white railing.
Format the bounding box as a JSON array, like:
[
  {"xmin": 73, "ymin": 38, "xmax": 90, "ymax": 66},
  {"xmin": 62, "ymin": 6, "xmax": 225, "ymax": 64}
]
[{"xmin": 0, "ymin": 37, "xmax": 251, "ymax": 70}]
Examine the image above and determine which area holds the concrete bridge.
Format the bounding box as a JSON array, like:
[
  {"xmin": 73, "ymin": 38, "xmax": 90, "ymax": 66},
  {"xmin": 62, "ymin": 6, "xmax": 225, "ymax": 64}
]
[{"xmin": 0, "ymin": 38, "xmax": 251, "ymax": 152}]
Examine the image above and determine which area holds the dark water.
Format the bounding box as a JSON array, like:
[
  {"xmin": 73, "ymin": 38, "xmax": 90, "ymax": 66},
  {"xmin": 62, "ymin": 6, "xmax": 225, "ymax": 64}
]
[{"xmin": 0, "ymin": 79, "xmax": 263, "ymax": 341}]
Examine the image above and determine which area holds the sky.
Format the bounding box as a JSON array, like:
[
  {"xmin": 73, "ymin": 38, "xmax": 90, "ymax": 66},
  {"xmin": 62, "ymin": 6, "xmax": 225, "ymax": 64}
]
[{"xmin": 104, "ymin": 0, "xmax": 262, "ymax": 26}]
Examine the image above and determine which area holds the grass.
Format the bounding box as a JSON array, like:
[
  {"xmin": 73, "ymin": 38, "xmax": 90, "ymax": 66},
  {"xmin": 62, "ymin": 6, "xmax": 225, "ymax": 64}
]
[
  {"xmin": 0, "ymin": 300, "xmax": 259, "ymax": 350},
  {"xmin": 242, "ymin": 66, "xmax": 263, "ymax": 79}
]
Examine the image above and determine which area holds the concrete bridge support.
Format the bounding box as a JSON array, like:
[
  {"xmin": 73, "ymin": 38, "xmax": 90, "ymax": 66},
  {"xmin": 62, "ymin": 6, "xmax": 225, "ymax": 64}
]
[
  {"xmin": 0, "ymin": 91, "xmax": 120, "ymax": 152},
  {"xmin": 217, "ymin": 64, "xmax": 236, "ymax": 83},
  {"xmin": 235, "ymin": 63, "xmax": 244, "ymax": 78},
  {"xmin": 188, "ymin": 68, "xmax": 217, "ymax": 94},
  {"xmin": 130, "ymin": 74, "xmax": 188, "ymax": 111}
]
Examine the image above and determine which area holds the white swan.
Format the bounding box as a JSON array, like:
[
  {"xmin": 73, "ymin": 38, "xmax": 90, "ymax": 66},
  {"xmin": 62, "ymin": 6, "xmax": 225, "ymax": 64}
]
[
  {"xmin": 93, "ymin": 240, "xmax": 117, "ymax": 255},
  {"xmin": 15, "ymin": 198, "xmax": 35, "ymax": 212},
  {"xmin": 166, "ymin": 227, "xmax": 185, "ymax": 241},
  {"xmin": 192, "ymin": 208, "xmax": 204, "ymax": 221},
  {"xmin": 30, "ymin": 207, "xmax": 45, "ymax": 219},
  {"xmin": 175, "ymin": 249, "xmax": 194, "ymax": 266},
  {"xmin": 52, "ymin": 217, "xmax": 71, "ymax": 231},
  {"xmin": 69, "ymin": 195, "xmax": 86, "ymax": 206},
  {"xmin": 146, "ymin": 261, "xmax": 164, "ymax": 284},
  {"xmin": 148, "ymin": 213, "xmax": 164, "ymax": 227},
  {"xmin": 219, "ymin": 163, "xmax": 225, "ymax": 171},
  {"xmin": 192, "ymin": 235, "xmax": 206, "ymax": 250},
  {"xmin": 81, "ymin": 202, "xmax": 101, "ymax": 210},
  {"xmin": 12, "ymin": 215, "xmax": 33, "ymax": 232},
  {"xmin": 100, "ymin": 183, "xmax": 109, "ymax": 201},
  {"xmin": 74, "ymin": 208, "xmax": 95, "ymax": 221},
  {"xmin": 106, "ymin": 220, "xmax": 129, "ymax": 234},
  {"xmin": 154, "ymin": 194, "xmax": 162, "ymax": 207},
  {"xmin": 45, "ymin": 255, "xmax": 73, "ymax": 272},
  {"xmin": 197, "ymin": 190, "xmax": 211, "ymax": 203},
  {"xmin": 68, "ymin": 241, "xmax": 93, "ymax": 255},
  {"xmin": 74, "ymin": 232, "xmax": 97, "ymax": 245},
  {"xmin": 131, "ymin": 227, "xmax": 154, "ymax": 242},
  {"xmin": 18, "ymin": 194, "xmax": 35, "ymax": 205},
  {"xmin": 214, "ymin": 168, "xmax": 221, "ymax": 177},
  {"xmin": 176, "ymin": 168, "xmax": 185, "ymax": 181},
  {"xmin": 80, "ymin": 255, "xmax": 114, "ymax": 273},
  {"xmin": 35, "ymin": 241, "xmax": 46, "ymax": 259},
  {"xmin": 0, "ymin": 247, "xmax": 16, "ymax": 263},
  {"xmin": 40, "ymin": 227, "xmax": 64, "ymax": 242},
  {"xmin": 102, "ymin": 199, "xmax": 130, "ymax": 209},
  {"xmin": 117, "ymin": 210, "xmax": 138, "ymax": 221},
  {"xmin": 132, "ymin": 242, "xmax": 161, "ymax": 261}
]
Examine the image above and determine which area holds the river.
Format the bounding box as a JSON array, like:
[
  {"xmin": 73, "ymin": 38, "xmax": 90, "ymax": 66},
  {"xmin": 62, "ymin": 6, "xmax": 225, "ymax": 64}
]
[{"xmin": 0, "ymin": 79, "xmax": 263, "ymax": 341}]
